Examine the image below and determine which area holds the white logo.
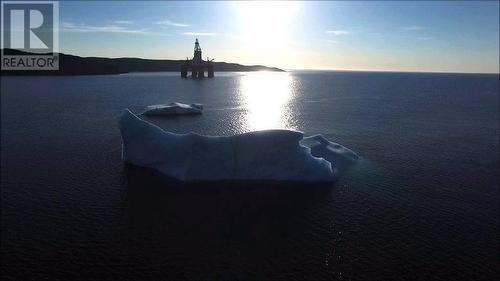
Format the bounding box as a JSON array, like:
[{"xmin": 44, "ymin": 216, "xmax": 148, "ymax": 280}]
[{"xmin": 1, "ymin": 1, "xmax": 59, "ymax": 70}]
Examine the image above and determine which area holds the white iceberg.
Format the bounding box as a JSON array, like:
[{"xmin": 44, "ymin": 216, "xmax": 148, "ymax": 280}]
[
  {"xmin": 142, "ymin": 102, "xmax": 203, "ymax": 116},
  {"xmin": 300, "ymin": 134, "xmax": 359, "ymax": 174},
  {"xmin": 119, "ymin": 109, "xmax": 358, "ymax": 182}
]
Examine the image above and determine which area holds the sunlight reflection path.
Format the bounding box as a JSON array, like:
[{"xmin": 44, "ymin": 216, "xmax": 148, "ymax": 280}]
[{"xmin": 239, "ymin": 72, "xmax": 296, "ymax": 131}]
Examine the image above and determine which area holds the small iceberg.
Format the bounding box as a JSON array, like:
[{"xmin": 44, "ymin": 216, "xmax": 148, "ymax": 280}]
[
  {"xmin": 119, "ymin": 109, "xmax": 358, "ymax": 182},
  {"xmin": 142, "ymin": 102, "xmax": 203, "ymax": 116}
]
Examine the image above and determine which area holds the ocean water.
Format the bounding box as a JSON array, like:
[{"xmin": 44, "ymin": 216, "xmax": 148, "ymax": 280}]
[{"xmin": 1, "ymin": 71, "xmax": 498, "ymax": 280}]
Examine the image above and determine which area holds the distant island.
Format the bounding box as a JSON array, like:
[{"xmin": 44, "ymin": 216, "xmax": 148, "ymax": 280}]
[{"xmin": 0, "ymin": 49, "xmax": 284, "ymax": 76}]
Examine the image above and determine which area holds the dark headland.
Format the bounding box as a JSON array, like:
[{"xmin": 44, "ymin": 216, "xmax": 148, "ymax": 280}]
[{"xmin": 0, "ymin": 49, "xmax": 284, "ymax": 75}]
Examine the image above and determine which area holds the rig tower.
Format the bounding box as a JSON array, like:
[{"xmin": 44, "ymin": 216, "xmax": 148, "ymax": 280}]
[{"xmin": 181, "ymin": 38, "xmax": 214, "ymax": 78}]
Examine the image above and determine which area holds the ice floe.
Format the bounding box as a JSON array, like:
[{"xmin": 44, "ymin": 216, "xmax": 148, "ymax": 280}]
[
  {"xmin": 142, "ymin": 102, "xmax": 203, "ymax": 116},
  {"xmin": 119, "ymin": 109, "xmax": 357, "ymax": 182}
]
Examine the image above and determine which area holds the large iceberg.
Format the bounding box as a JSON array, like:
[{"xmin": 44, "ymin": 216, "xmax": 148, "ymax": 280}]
[
  {"xmin": 300, "ymin": 134, "xmax": 359, "ymax": 174},
  {"xmin": 142, "ymin": 102, "xmax": 203, "ymax": 116},
  {"xmin": 119, "ymin": 109, "xmax": 358, "ymax": 182}
]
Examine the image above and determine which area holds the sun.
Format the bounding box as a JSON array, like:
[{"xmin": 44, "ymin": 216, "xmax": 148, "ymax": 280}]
[{"xmin": 233, "ymin": 1, "xmax": 299, "ymax": 49}]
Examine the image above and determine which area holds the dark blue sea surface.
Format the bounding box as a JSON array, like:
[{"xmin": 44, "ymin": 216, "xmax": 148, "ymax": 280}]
[{"xmin": 1, "ymin": 71, "xmax": 498, "ymax": 280}]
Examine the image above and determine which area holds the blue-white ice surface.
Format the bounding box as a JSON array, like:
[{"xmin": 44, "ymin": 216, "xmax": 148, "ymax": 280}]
[
  {"xmin": 120, "ymin": 109, "xmax": 358, "ymax": 182},
  {"xmin": 142, "ymin": 102, "xmax": 203, "ymax": 116}
]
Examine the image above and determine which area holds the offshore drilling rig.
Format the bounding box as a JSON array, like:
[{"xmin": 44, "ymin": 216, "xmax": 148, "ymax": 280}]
[{"xmin": 181, "ymin": 38, "xmax": 214, "ymax": 78}]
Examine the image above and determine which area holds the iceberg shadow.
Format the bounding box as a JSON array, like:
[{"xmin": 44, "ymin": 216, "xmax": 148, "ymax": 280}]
[{"xmin": 121, "ymin": 164, "xmax": 335, "ymax": 272}]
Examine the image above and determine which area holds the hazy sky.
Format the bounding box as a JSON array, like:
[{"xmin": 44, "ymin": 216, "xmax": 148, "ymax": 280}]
[{"xmin": 59, "ymin": 1, "xmax": 500, "ymax": 73}]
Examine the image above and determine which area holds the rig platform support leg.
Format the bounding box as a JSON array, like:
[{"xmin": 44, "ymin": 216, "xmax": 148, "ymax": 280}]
[
  {"xmin": 208, "ymin": 65, "xmax": 214, "ymax": 78},
  {"xmin": 181, "ymin": 65, "xmax": 187, "ymax": 78}
]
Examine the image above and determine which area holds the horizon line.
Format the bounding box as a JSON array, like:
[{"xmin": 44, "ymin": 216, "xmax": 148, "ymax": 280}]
[
  {"xmin": 2, "ymin": 48, "xmax": 498, "ymax": 75},
  {"xmin": 284, "ymin": 68, "xmax": 500, "ymax": 75}
]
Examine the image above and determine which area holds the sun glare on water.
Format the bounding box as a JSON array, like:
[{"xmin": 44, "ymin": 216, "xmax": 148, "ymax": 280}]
[
  {"xmin": 239, "ymin": 72, "xmax": 296, "ymax": 132},
  {"xmin": 232, "ymin": 2, "xmax": 299, "ymax": 131}
]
